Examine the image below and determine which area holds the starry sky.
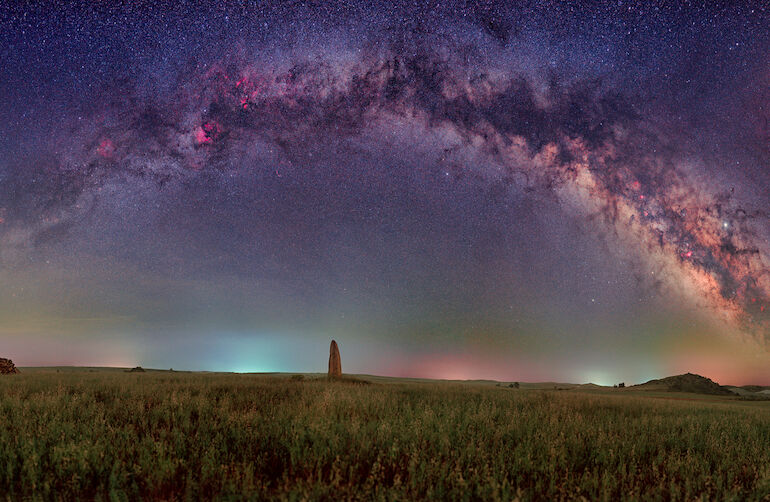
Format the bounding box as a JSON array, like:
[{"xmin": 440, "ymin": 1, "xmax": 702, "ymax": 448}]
[{"xmin": 0, "ymin": 1, "xmax": 768, "ymax": 384}]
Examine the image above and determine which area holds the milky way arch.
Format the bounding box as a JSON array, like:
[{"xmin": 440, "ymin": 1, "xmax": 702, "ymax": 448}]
[{"xmin": 3, "ymin": 42, "xmax": 768, "ymax": 344}]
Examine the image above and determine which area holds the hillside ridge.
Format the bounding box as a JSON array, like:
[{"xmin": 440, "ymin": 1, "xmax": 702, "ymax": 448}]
[{"xmin": 632, "ymin": 372, "xmax": 735, "ymax": 395}]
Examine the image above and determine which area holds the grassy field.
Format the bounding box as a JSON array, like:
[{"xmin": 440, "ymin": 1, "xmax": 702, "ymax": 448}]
[{"xmin": 0, "ymin": 370, "xmax": 769, "ymax": 501}]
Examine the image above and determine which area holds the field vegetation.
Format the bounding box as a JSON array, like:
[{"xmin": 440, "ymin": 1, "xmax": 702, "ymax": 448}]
[{"xmin": 0, "ymin": 369, "xmax": 768, "ymax": 500}]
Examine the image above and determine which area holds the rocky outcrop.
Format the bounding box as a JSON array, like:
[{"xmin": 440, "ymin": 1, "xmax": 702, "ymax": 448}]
[
  {"xmin": 328, "ymin": 340, "xmax": 342, "ymax": 378},
  {"xmin": 632, "ymin": 373, "xmax": 735, "ymax": 395},
  {"xmin": 0, "ymin": 358, "xmax": 19, "ymax": 374}
]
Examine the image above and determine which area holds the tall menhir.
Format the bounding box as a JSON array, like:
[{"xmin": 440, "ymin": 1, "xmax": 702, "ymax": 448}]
[{"xmin": 328, "ymin": 340, "xmax": 342, "ymax": 378}]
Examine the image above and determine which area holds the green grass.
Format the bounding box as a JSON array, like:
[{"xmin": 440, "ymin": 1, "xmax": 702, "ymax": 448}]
[{"xmin": 1, "ymin": 370, "xmax": 769, "ymax": 501}]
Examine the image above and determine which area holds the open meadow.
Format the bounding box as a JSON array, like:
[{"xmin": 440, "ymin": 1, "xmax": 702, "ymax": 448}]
[{"xmin": 1, "ymin": 369, "xmax": 769, "ymax": 501}]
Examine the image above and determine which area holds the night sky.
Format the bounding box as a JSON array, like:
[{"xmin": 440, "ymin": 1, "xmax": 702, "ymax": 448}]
[{"xmin": 1, "ymin": 1, "xmax": 768, "ymax": 384}]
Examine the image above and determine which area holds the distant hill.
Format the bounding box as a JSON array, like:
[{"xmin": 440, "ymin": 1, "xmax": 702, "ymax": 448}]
[
  {"xmin": 737, "ymin": 385, "xmax": 770, "ymax": 393},
  {"xmin": 632, "ymin": 373, "xmax": 735, "ymax": 395},
  {"xmin": 725, "ymin": 386, "xmax": 770, "ymax": 400}
]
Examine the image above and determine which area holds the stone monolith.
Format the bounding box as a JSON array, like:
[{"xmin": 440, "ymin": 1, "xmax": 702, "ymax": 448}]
[{"xmin": 328, "ymin": 340, "xmax": 342, "ymax": 378}]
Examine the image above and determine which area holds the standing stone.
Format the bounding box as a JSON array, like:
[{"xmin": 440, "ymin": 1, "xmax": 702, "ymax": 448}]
[
  {"xmin": 328, "ymin": 340, "xmax": 342, "ymax": 378},
  {"xmin": 0, "ymin": 358, "xmax": 19, "ymax": 374}
]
